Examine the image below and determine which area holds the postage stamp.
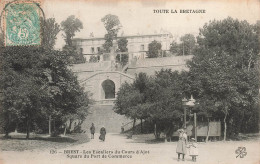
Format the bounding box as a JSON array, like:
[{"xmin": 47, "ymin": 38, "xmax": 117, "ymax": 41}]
[
  {"xmin": 4, "ymin": 1, "xmax": 41, "ymax": 46},
  {"xmin": 0, "ymin": 0, "xmax": 259, "ymax": 164}
]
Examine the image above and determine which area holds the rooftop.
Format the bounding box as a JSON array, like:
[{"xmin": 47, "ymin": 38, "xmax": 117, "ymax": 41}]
[{"xmin": 73, "ymin": 33, "xmax": 172, "ymax": 41}]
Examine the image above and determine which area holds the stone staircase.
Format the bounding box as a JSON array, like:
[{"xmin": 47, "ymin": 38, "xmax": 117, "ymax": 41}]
[{"xmin": 81, "ymin": 105, "xmax": 131, "ymax": 133}]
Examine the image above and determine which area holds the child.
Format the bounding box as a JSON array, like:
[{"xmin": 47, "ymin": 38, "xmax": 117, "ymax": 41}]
[{"xmin": 188, "ymin": 138, "xmax": 199, "ymax": 162}]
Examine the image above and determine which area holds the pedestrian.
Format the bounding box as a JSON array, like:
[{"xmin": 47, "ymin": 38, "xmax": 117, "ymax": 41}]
[
  {"xmin": 176, "ymin": 129, "xmax": 187, "ymax": 161},
  {"xmin": 99, "ymin": 126, "xmax": 106, "ymax": 141},
  {"xmin": 90, "ymin": 123, "xmax": 95, "ymax": 139},
  {"xmin": 187, "ymin": 138, "xmax": 199, "ymax": 162},
  {"xmin": 121, "ymin": 123, "xmax": 124, "ymax": 133}
]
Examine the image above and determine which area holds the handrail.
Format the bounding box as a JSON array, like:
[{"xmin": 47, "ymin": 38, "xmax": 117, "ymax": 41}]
[
  {"xmin": 121, "ymin": 63, "xmax": 129, "ymax": 72},
  {"xmin": 79, "ymin": 71, "xmax": 134, "ymax": 84},
  {"xmin": 122, "ymin": 120, "xmax": 134, "ymax": 128}
]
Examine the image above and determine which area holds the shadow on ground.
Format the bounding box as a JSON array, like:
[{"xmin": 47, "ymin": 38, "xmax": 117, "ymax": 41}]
[
  {"xmin": 0, "ymin": 133, "xmax": 89, "ymax": 151},
  {"xmin": 35, "ymin": 137, "xmax": 77, "ymax": 143},
  {"xmin": 1, "ymin": 135, "xmax": 76, "ymax": 143},
  {"xmin": 116, "ymin": 133, "xmax": 170, "ymax": 144}
]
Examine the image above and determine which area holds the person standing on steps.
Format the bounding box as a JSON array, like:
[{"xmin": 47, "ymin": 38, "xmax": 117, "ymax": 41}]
[
  {"xmin": 176, "ymin": 129, "xmax": 187, "ymax": 161},
  {"xmin": 90, "ymin": 123, "xmax": 95, "ymax": 139},
  {"xmin": 99, "ymin": 126, "xmax": 106, "ymax": 141}
]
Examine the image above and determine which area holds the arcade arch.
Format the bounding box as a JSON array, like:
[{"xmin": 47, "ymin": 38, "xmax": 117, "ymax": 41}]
[{"xmin": 101, "ymin": 79, "xmax": 115, "ymax": 99}]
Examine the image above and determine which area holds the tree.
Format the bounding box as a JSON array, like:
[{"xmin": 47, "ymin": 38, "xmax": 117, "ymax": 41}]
[
  {"xmin": 0, "ymin": 46, "xmax": 49, "ymax": 138},
  {"xmin": 101, "ymin": 14, "xmax": 121, "ymax": 53},
  {"xmin": 146, "ymin": 70, "xmax": 185, "ymax": 138},
  {"xmin": 117, "ymin": 37, "xmax": 128, "ymax": 52},
  {"xmin": 0, "ymin": 46, "xmax": 90, "ymax": 138},
  {"xmin": 42, "ymin": 48, "xmax": 90, "ymax": 135},
  {"xmin": 147, "ymin": 40, "xmax": 162, "ymax": 58},
  {"xmin": 39, "ymin": 18, "xmax": 60, "ymax": 134},
  {"xmin": 114, "ymin": 70, "xmax": 185, "ymax": 139},
  {"xmin": 89, "ymin": 55, "xmax": 99, "ymax": 63},
  {"xmin": 114, "ymin": 73, "xmax": 150, "ymax": 134},
  {"xmin": 116, "ymin": 37, "xmax": 128, "ymax": 66},
  {"xmin": 41, "ymin": 18, "xmax": 60, "ymax": 49},
  {"xmin": 61, "ymin": 15, "xmax": 85, "ymax": 64},
  {"xmin": 188, "ymin": 17, "xmax": 259, "ymax": 140},
  {"xmin": 179, "ymin": 34, "xmax": 196, "ymax": 56},
  {"xmin": 61, "ymin": 15, "xmax": 83, "ymax": 46},
  {"xmin": 169, "ymin": 41, "xmax": 180, "ymax": 55},
  {"xmin": 169, "ymin": 34, "xmax": 196, "ymax": 56},
  {"xmin": 70, "ymin": 47, "xmax": 86, "ymax": 64},
  {"xmin": 0, "ymin": 16, "xmax": 90, "ymax": 138}
]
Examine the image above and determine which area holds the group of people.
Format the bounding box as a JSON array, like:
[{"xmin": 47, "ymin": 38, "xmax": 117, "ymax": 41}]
[
  {"xmin": 176, "ymin": 128, "xmax": 199, "ymax": 162},
  {"xmin": 89, "ymin": 123, "xmax": 198, "ymax": 162},
  {"xmin": 90, "ymin": 123, "xmax": 106, "ymax": 141}
]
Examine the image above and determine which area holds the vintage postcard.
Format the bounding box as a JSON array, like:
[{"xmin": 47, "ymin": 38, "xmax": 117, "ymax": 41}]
[{"xmin": 0, "ymin": 0, "xmax": 259, "ymax": 164}]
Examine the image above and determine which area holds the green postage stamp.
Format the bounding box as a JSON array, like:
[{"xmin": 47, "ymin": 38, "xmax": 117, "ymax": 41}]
[{"xmin": 4, "ymin": 2, "xmax": 41, "ymax": 46}]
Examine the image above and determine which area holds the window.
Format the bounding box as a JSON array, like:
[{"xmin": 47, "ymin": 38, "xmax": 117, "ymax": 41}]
[
  {"xmin": 129, "ymin": 45, "xmax": 134, "ymax": 52},
  {"xmin": 97, "ymin": 47, "xmax": 101, "ymax": 52},
  {"xmin": 91, "ymin": 47, "xmax": 95, "ymax": 54},
  {"xmin": 140, "ymin": 44, "xmax": 144, "ymax": 51}
]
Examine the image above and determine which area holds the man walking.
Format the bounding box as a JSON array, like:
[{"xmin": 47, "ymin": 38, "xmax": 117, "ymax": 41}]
[{"xmin": 90, "ymin": 123, "xmax": 95, "ymax": 139}]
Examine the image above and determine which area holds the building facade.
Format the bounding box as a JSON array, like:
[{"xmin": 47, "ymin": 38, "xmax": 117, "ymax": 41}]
[
  {"xmin": 72, "ymin": 54, "xmax": 192, "ymax": 133},
  {"xmin": 72, "ymin": 33, "xmax": 173, "ymax": 62},
  {"xmin": 71, "ymin": 34, "xmax": 192, "ymax": 133}
]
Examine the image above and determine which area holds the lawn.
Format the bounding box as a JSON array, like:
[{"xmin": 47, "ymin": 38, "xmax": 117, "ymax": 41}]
[{"xmin": 0, "ymin": 132, "xmax": 90, "ymax": 151}]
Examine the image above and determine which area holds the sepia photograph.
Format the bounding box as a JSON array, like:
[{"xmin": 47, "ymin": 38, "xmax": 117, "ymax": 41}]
[{"xmin": 0, "ymin": 0, "xmax": 259, "ymax": 164}]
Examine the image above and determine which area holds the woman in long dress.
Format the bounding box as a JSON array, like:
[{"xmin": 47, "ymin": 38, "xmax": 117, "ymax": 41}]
[
  {"xmin": 99, "ymin": 126, "xmax": 106, "ymax": 141},
  {"xmin": 176, "ymin": 129, "xmax": 187, "ymax": 161}
]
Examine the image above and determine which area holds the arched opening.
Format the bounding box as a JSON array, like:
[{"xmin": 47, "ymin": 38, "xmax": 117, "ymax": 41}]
[{"xmin": 101, "ymin": 79, "xmax": 115, "ymax": 99}]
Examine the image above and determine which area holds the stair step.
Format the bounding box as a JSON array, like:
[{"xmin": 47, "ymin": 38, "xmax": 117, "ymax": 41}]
[{"xmin": 81, "ymin": 105, "xmax": 131, "ymax": 133}]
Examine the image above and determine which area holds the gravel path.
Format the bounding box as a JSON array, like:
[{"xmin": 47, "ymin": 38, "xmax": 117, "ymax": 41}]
[{"xmin": 0, "ymin": 133, "xmax": 259, "ymax": 164}]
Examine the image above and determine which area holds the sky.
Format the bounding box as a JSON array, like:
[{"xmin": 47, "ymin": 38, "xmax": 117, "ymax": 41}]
[{"xmin": 39, "ymin": 0, "xmax": 260, "ymax": 50}]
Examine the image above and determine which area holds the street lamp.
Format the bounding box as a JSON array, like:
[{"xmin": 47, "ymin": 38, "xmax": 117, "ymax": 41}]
[
  {"xmin": 183, "ymin": 95, "xmax": 197, "ymax": 141},
  {"xmin": 187, "ymin": 96, "xmax": 196, "ymax": 141},
  {"xmin": 182, "ymin": 97, "xmax": 188, "ymax": 128}
]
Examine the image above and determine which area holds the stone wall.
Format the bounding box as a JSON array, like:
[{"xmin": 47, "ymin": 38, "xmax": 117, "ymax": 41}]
[{"xmin": 80, "ymin": 71, "xmax": 134, "ymax": 103}]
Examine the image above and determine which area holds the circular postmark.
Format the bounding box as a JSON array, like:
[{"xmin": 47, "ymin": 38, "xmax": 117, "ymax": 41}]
[{"xmin": 0, "ymin": 0, "xmax": 45, "ymax": 46}]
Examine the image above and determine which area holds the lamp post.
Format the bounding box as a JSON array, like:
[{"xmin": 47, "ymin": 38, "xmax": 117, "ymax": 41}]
[
  {"xmin": 43, "ymin": 70, "xmax": 54, "ymax": 136},
  {"xmin": 186, "ymin": 95, "xmax": 196, "ymax": 141},
  {"xmin": 183, "ymin": 95, "xmax": 197, "ymax": 141},
  {"xmin": 182, "ymin": 98, "xmax": 188, "ymax": 128}
]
